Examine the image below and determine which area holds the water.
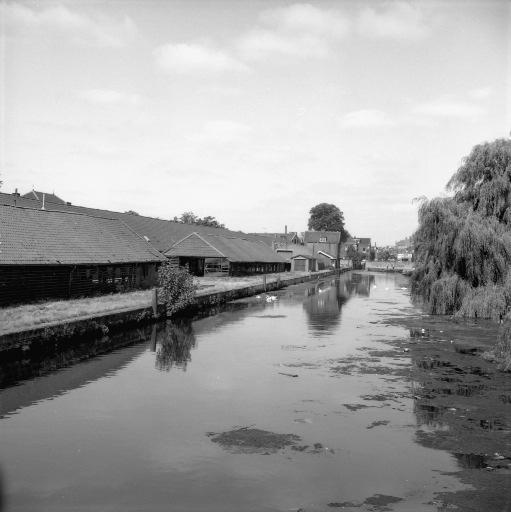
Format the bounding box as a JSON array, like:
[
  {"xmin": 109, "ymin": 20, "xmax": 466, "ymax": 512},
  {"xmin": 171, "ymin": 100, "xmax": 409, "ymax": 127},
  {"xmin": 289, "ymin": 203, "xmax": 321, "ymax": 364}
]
[{"xmin": 0, "ymin": 272, "xmax": 499, "ymax": 511}]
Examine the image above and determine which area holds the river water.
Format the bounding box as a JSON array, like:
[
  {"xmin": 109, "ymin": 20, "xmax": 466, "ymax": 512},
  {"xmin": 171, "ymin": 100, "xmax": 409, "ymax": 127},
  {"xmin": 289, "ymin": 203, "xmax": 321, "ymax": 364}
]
[{"xmin": 0, "ymin": 272, "xmax": 508, "ymax": 511}]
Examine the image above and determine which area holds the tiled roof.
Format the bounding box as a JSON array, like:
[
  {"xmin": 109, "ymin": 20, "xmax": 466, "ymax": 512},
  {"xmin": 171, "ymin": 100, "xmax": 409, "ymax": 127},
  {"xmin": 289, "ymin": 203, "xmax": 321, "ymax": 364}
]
[
  {"xmin": 0, "ymin": 192, "xmax": 270, "ymax": 253},
  {"xmin": 21, "ymin": 190, "xmax": 66, "ymax": 204},
  {"xmin": 0, "ymin": 205, "xmax": 166, "ymax": 265},
  {"xmin": 250, "ymin": 232, "xmax": 300, "ymax": 246},
  {"xmin": 304, "ymin": 231, "xmax": 342, "ymax": 243},
  {"xmin": 166, "ymin": 232, "xmax": 287, "ymax": 263}
]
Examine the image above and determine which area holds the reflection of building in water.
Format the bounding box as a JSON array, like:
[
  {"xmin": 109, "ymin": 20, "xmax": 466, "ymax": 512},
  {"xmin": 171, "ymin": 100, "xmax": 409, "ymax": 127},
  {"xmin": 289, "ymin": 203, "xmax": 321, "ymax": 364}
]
[
  {"xmin": 303, "ymin": 280, "xmax": 349, "ymax": 334},
  {"xmin": 345, "ymin": 273, "xmax": 375, "ymax": 297},
  {"xmin": 155, "ymin": 320, "xmax": 197, "ymax": 371}
]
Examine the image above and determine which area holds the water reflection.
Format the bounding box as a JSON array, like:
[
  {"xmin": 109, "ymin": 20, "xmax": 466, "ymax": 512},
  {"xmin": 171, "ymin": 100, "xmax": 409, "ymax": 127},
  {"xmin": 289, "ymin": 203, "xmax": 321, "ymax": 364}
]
[
  {"xmin": 346, "ymin": 272, "xmax": 374, "ymax": 297},
  {"xmin": 154, "ymin": 320, "xmax": 197, "ymax": 372},
  {"xmin": 303, "ymin": 274, "xmax": 375, "ymax": 335},
  {"xmin": 0, "ymin": 325, "xmax": 154, "ymax": 391}
]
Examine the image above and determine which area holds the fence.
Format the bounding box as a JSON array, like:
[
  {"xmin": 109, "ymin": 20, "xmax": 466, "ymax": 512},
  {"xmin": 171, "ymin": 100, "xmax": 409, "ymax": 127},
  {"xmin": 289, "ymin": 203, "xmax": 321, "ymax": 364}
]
[{"xmin": 0, "ymin": 263, "xmax": 159, "ymax": 307}]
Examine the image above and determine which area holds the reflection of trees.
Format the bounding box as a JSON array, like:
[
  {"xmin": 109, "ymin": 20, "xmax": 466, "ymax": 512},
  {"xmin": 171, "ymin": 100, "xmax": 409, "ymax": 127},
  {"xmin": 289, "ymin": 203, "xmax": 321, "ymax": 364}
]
[{"xmin": 155, "ymin": 320, "xmax": 197, "ymax": 372}]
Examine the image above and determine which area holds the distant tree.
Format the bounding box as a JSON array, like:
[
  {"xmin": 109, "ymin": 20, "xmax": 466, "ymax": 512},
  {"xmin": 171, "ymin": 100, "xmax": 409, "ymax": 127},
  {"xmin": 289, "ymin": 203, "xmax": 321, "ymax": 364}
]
[
  {"xmin": 173, "ymin": 211, "xmax": 226, "ymax": 228},
  {"xmin": 347, "ymin": 245, "xmax": 364, "ymax": 269},
  {"xmin": 195, "ymin": 215, "xmax": 225, "ymax": 228},
  {"xmin": 179, "ymin": 211, "xmax": 198, "ymax": 224},
  {"xmin": 308, "ymin": 203, "xmax": 349, "ymax": 241},
  {"xmin": 124, "ymin": 210, "xmax": 140, "ymax": 215},
  {"xmin": 377, "ymin": 249, "xmax": 393, "ymax": 262}
]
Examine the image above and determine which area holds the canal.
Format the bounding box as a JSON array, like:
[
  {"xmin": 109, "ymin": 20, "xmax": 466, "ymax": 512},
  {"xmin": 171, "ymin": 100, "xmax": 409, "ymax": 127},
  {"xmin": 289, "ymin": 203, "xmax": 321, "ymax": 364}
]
[{"xmin": 1, "ymin": 272, "xmax": 510, "ymax": 511}]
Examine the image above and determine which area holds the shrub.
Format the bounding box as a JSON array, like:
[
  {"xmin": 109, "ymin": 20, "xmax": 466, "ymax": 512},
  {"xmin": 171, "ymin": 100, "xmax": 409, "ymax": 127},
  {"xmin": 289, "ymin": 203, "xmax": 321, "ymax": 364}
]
[{"xmin": 158, "ymin": 263, "xmax": 197, "ymax": 317}]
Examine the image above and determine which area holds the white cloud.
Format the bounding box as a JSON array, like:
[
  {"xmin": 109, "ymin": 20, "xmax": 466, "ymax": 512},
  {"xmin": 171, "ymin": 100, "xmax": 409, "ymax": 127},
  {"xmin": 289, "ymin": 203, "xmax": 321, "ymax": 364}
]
[
  {"xmin": 238, "ymin": 29, "xmax": 330, "ymax": 59},
  {"xmin": 358, "ymin": 2, "xmax": 430, "ymax": 40},
  {"xmin": 78, "ymin": 89, "xmax": 141, "ymax": 106},
  {"xmin": 154, "ymin": 43, "xmax": 249, "ymax": 74},
  {"xmin": 2, "ymin": 3, "xmax": 137, "ymax": 48},
  {"xmin": 412, "ymin": 98, "xmax": 485, "ymax": 118},
  {"xmin": 238, "ymin": 3, "xmax": 349, "ymax": 60},
  {"xmin": 190, "ymin": 121, "xmax": 252, "ymax": 144},
  {"xmin": 259, "ymin": 3, "xmax": 350, "ymax": 39},
  {"xmin": 340, "ymin": 109, "xmax": 394, "ymax": 128},
  {"xmin": 468, "ymin": 86, "xmax": 493, "ymax": 100}
]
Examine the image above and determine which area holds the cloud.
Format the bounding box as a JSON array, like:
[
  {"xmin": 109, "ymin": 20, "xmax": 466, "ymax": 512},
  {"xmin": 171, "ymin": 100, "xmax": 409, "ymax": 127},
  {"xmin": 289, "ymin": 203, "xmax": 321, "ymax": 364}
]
[
  {"xmin": 238, "ymin": 3, "xmax": 349, "ymax": 60},
  {"xmin": 78, "ymin": 89, "xmax": 141, "ymax": 106},
  {"xmin": 357, "ymin": 2, "xmax": 430, "ymax": 40},
  {"xmin": 189, "ymin": 120, "xmax": 252, "ymax": 144},
  {"xmin": 238, "ymin": 29, "xmax": 330, "ymax": 59},
  {"xmin": 154, "ymin": 43, "xmax": 249, "ymax": 74},
  {"xmin": 2, "ymin": 2, "xmax": 137, "ymax": 47},
  {"xmin": 339, "ymin": 109, "xmax": 394, "ymax": 128},
  {"xmin": 468, "ymin": 86, "xmax": 493, "ymax": 100},
  {"xmin": 259, "ymin": 3, "xmax": 350, "ymax": 39},
  {"xmin": 412, "ymin": 98, "xmax": 485, "ymax": 118}
]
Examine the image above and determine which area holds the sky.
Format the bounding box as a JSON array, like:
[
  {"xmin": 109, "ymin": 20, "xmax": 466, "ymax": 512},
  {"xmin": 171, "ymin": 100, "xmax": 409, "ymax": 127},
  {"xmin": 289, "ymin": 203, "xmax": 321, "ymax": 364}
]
[{"xmin": 1, "ymin": 0, "xmax": 509, "ymax": 245}]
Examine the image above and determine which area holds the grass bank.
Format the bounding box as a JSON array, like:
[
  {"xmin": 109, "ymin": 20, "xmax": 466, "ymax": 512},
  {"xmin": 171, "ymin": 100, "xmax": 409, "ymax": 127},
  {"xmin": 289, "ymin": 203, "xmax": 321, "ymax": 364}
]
[{"xmin": 0, "ymin": 271, "xmax": 326, "ymax": 337}]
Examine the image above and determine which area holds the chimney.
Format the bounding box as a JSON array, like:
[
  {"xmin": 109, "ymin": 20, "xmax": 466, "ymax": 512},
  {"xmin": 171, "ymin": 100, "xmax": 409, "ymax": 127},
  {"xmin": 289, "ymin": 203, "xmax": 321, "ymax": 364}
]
[
  {"xmin": 41, "ymin": 193, "xmax": 45, "ymax": 210},
  {"xmin": 285, "ymin": 225, "xmax": 287, "ymax": 235},
  {"xmin": 13, "ymin": 188, "xmax": 20, "ymax": 197}
]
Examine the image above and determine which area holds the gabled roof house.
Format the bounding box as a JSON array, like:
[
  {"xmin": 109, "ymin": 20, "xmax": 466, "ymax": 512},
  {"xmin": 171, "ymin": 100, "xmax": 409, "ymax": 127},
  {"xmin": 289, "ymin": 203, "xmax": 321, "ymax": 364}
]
[{"xmin": 165, "ymin": 232, "xmax": 287, "ymax": 276}]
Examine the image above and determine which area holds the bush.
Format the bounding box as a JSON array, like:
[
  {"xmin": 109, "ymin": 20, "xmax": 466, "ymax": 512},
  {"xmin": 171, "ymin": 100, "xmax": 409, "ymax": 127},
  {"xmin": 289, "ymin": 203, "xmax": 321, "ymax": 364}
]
[{"xmin": 158, "ymin": 263, "xmax": 197, "ymax": 317}]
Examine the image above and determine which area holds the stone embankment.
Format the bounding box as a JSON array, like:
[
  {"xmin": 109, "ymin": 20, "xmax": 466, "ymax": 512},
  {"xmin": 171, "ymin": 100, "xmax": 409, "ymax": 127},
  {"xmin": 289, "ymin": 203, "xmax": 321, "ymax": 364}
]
[
  {"xmin": 365, "ymin": 261, "xmax": 414, "ymax": 275},
  {"xmin": 0, "ymin": 270, "xmax": 339, "ymax": 351}
]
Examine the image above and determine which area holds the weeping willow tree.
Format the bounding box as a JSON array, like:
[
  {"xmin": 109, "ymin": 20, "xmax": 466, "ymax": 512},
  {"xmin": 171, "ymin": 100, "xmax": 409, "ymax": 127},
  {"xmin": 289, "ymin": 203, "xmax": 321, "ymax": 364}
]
[{"xmin": 411, "ymin": 138, "xmax": 511, "ymax": 370}]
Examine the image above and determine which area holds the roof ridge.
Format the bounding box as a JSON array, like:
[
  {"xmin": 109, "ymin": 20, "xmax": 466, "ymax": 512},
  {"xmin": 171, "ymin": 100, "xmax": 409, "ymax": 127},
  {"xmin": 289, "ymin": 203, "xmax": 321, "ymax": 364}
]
[
  {"xmin": 0, "ymin": 203, "xmax": 119, "ymax": 222},
  {"xmin": 191, "ymin": 232, "xmax": 226, "ymax": 257}
]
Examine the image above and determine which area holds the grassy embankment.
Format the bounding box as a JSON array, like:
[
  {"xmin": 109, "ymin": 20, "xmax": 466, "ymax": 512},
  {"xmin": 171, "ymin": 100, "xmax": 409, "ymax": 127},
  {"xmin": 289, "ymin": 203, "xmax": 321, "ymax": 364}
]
[{"xmin": 0, "ymin": 272, "xmax": 316, "ymax": 337}]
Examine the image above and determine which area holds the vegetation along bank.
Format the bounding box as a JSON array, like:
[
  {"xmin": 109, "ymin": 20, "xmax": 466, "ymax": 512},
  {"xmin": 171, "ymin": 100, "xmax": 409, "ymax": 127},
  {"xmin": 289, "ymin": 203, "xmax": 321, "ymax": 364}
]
[{"xmin": 411, "ymin": 137, "xmax": 511, "ymax": 371}]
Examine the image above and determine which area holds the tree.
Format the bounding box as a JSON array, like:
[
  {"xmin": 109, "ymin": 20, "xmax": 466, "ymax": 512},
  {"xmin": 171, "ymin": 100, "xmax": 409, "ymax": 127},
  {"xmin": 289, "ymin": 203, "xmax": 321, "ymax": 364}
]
[
  {"xmin": 179, "ymin": 211, "xmax": 198, "ymax": 224},
  {"xmin": 158, "ymin": 262, "xmax": 197, "ymax": 317},
  {"xmin": 195, "ymin": 215, "xmax": 225, "ymax": 228},
  {"xmin": 308, "ymin": 203, "xmax": 349, "ymax": 241},
  {"xmin": 173, "ymin": 211, "xmax": 226, "ymax": 229},
  {"xmin": 411, "ymin": 138, "xmax": 511, "ymax": 370}
]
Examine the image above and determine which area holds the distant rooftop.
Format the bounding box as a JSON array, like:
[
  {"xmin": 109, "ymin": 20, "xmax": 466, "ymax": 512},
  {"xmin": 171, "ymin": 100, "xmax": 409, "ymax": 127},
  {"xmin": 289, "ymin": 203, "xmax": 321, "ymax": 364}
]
[{"xmin": 21, "ymin": 189, "xmax": 66, "ymax": 205}]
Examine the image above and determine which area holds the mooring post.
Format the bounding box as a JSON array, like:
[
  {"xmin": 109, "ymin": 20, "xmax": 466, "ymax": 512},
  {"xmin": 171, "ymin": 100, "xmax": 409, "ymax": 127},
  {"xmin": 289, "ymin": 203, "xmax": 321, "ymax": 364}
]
[
  {"xmin": 152, "ymin": 288, "xmax": 158, "ymax": 317},
  {"xmin": 150, "ymin": 324, "xmax": 157, "ymax": 352},
  {"xmin": 263, "ymin": 274, "xmax": 267, "ymax": 292},
  {"xmin": 277, "ymin": 274, "xmax": 281, "ymax": 288}
]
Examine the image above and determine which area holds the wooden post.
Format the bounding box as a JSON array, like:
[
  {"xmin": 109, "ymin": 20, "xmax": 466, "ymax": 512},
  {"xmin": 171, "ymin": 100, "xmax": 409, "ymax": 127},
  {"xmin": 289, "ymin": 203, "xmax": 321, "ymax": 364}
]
[
  {"xmin": 150, "ymin": 324, "xmax": 157, "ymax": 352},
  {"xmin": 263, "ymin": 274, "xmax": 267, "ymax": 292},
  {"xmin": 152, "ymin": 288, "xmax": 158, "ymax": 318}
]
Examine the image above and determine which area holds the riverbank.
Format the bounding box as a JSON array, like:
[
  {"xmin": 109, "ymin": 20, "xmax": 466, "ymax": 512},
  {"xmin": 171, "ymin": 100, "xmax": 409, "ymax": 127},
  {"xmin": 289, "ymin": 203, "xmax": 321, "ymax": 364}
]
[{"xmin": 0, "ymin": 269, "xmax": 337, "ymax": 351}]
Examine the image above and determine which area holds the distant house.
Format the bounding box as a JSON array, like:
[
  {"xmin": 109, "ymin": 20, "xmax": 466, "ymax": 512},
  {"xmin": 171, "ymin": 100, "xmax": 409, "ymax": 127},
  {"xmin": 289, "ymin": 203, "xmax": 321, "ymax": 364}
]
[
  {"xmin": 276, "ymin": 245, "xmax": 317, "ymax": 272},
  {"xmin": 250, "ymin": 229, "xmax": 302, "ymax": 249},
  {"xmin": 165, "ymin": 232, "xmax": 287, "ymax": 277},
  {"xmin": 0, "ymin": 205, "xmax": 165, "ymax": 306},
  {"xmin": 21, "ymin": 189, "xmax": 67, "ymax": 206},
  {"xmin": 304, "ymin": 231, "xmax": 342, "ymax": 269}
]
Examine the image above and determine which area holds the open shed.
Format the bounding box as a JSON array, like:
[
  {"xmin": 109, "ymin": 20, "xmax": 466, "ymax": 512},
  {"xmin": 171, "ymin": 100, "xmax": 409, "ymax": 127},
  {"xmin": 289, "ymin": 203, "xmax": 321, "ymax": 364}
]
[
  {"xmin": 0, "ymin": 205, "xmax": 166, "ymax": 306},
  {"xmin": 165, "ymin": 232, "xmax": 287, "ymax": 276}
]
